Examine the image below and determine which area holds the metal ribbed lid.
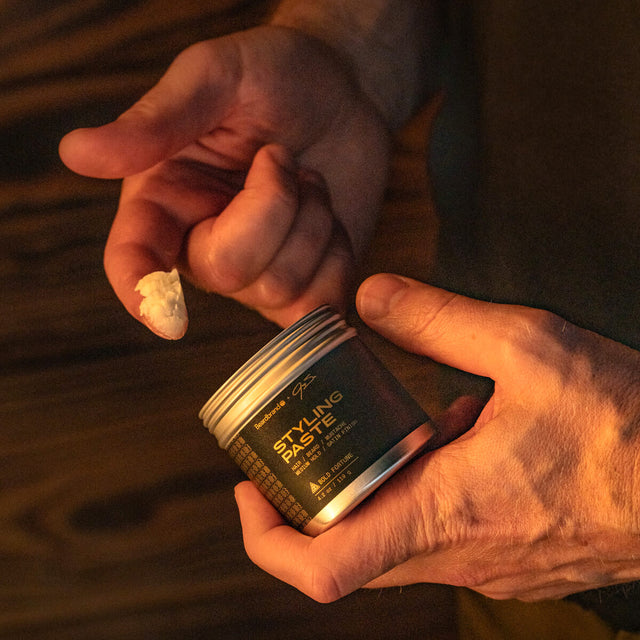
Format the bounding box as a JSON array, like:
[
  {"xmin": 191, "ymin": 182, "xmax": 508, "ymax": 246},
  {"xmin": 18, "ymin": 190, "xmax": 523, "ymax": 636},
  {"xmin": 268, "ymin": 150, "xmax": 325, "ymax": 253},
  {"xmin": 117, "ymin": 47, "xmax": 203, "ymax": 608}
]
[{"xmin": 199, "ymin": 306, "xmax": 356, "ymax": 449}]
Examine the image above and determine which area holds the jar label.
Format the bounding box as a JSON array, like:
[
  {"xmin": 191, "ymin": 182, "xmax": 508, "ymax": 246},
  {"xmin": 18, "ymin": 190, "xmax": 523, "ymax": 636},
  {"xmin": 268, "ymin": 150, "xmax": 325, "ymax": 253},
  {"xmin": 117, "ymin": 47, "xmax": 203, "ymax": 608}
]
[{"xmin": 227, "ymin": 338, "xmax": 429, "ymax": 530}]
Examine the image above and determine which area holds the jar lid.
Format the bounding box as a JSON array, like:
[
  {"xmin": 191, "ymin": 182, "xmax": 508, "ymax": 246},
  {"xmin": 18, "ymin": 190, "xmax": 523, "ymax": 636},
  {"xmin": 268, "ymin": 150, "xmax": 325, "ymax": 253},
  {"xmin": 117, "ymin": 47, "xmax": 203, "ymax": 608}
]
[{"xmin": 199, "ymin": 306, "xmax": 356, "ymax": 449}]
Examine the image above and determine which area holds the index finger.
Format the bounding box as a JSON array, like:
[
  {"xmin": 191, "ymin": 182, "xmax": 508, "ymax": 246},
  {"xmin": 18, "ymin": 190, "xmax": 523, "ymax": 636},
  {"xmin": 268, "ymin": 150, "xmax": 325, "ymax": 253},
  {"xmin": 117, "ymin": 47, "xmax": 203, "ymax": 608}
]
[{"xmin": 103, "ymin": 162, "xmax": 239, "ymax": 338}]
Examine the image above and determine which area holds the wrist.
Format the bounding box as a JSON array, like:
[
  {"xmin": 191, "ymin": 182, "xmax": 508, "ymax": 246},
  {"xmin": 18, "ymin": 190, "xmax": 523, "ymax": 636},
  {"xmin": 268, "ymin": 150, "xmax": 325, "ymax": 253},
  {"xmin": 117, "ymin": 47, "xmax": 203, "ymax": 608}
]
[
  {"xmin": 269, "ymin": 0, "xmax": 439, "ymax": 129},
  {"xmin": 589, "ymin": 386, "xmax": 640, "ymax": 585}
]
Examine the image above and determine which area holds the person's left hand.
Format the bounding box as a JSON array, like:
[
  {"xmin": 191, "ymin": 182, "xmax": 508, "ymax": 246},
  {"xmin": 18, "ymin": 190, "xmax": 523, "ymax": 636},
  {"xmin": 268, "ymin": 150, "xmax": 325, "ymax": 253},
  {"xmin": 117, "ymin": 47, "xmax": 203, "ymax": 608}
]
[
  {"xmin": 234, "ymin": 273, "xmax": 640, "ymax": 602},
  {"xmin": 59, "ymin": 26, "xmax": 390, "ymax": 334}
]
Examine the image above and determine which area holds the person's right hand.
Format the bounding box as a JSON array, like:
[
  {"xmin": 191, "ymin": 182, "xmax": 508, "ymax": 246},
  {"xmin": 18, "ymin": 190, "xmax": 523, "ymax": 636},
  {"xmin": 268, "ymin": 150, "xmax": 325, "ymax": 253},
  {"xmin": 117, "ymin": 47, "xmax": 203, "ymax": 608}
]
[
  {"xmin": 59, "ymin": 25, "xmax": 391, "ymax": 334},
  {"xmin": 235, "ymin": 274, "xmax": 640, "ymax": 603}
]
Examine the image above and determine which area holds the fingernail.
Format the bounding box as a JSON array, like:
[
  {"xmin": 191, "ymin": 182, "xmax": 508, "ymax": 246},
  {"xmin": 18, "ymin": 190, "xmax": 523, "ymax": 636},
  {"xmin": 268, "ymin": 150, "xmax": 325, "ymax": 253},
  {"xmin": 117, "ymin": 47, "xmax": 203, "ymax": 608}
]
[{"xmin": 357, "ymin": 274, "xmax": 410, "ymax": 321}]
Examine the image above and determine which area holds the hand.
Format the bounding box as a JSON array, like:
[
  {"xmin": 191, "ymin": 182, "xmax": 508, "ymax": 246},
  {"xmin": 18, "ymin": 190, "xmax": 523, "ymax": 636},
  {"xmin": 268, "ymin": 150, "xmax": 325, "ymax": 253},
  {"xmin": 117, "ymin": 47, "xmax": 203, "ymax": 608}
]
[
  {"xmin": 234, "ymin": 273, "xmax": 640, "ymax": 602},
  {"xmin": 59, "ymin": 25, "xmax": 390, "ymax": 332}
]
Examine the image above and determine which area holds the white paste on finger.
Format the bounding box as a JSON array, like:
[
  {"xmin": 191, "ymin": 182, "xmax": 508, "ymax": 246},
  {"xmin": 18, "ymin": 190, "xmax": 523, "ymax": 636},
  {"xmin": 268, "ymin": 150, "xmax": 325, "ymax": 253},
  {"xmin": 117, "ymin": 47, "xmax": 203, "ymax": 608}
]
[{"xmin": 135, "ymin": 268, "xmax": 188, "ymax": 340}]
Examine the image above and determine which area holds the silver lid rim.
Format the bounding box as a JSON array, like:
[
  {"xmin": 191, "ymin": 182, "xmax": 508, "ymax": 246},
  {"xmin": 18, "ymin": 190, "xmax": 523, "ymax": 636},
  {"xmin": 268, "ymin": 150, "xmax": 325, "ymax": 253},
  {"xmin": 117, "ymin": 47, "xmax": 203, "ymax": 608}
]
[{"xmin": 199, "ymin": 306, "xmax": 357, "ymax": 449}]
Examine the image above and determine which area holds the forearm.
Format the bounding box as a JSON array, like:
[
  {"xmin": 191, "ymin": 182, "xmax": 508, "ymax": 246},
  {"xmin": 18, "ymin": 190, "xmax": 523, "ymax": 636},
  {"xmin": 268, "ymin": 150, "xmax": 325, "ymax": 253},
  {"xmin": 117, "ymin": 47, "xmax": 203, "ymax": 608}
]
[{"xmin": 269, "ymin": 0, "xmax": 440, "ymax": 129}]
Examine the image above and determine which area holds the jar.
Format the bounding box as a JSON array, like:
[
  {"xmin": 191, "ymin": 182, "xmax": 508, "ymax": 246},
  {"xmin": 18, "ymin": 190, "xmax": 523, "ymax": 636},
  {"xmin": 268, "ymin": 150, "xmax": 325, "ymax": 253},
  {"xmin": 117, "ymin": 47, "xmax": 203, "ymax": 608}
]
[{"xmin": 199, "ymin": 306, "xmax": 433, "ymax": 536}]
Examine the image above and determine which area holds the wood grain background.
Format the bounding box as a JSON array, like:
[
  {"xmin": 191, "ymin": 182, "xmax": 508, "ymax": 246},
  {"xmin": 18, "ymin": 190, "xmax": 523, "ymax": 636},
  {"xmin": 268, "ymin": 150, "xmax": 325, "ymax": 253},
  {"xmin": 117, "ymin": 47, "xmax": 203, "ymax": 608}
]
[{"xmin": 0, "ymin": 1, "xmax": 486, "ymax": 637}]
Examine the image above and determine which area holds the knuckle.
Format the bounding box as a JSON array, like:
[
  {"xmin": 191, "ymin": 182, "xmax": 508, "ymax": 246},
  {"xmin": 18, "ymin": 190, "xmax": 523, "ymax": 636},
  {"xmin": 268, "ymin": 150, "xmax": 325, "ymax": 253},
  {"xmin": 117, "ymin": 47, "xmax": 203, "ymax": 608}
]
[
  {"xmin": 400, "ymin": 293, "xmax": 459, "ymax": 344},
  {"xmin": 509, "ymin": 305, "xmax": 574, "ymax": 346},
  {"xmin": 504, "ymin": 306, "xmax": 584, "ymax": 375},
  {"xmin": 172, "ymin": 41, "xmax": 213, "ymax": 76},
  {"xmin": 258, "ymin": 269, "xmax": 307, "ymax": 308},
  {"xmin": 204, "ymin": 242, "xmax": 253, "ymax": 294},
  {"xmin": 289, "ymin": 213, "xmax": 333, "ymax": 258},
  {"xmin": 261, "ymin": 174, "xmax": 299, "ymax": 215},
  {"xmin": 458, "ymin": 566, "xmax": 500, "ymax": 592},
  {"xmin": 305, "ymin": 566, "xmax": 346, "ymax": 603}
]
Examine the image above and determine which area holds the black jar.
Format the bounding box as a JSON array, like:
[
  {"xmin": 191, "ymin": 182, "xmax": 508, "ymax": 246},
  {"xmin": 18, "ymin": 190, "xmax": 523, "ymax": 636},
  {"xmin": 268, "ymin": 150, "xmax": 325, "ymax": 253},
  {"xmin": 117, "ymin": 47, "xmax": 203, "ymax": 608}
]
[{"xmin": 199, "ymin": 306, "xmax": 432, "ymax": 535}]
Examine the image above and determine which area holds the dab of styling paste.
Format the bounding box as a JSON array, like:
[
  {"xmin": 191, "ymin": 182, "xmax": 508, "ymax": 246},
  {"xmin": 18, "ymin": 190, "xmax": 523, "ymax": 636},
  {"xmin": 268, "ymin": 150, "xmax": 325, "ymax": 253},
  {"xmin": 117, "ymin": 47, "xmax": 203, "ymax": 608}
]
[{"xmin": 199, "ymin": 306, "xmax": 433, "ymax": 536}]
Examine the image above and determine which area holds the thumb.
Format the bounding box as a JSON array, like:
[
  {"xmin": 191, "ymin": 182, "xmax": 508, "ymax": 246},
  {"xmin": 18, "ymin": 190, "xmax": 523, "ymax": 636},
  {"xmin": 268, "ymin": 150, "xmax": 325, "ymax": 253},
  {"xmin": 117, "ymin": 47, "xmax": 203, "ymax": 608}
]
[
  {"xmin": 59, "ymin": 40, "xmax": 239, "ymax": 178},
  {"xmin": 356, "ymin": 274, "xmax": 522, "ymax": 382},
  {"xmin": 234, "ymin": 462, "xmax": 428, "ymax": 603}
]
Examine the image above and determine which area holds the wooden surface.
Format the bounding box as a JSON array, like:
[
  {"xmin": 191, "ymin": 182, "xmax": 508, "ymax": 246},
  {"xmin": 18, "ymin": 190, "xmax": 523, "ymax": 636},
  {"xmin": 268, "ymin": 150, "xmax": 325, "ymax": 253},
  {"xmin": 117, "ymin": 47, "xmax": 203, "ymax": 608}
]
[{"xmin": 0, "ymin": 2, "xmax": 478, "ymax": 638}]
